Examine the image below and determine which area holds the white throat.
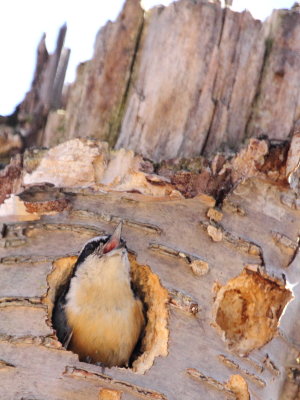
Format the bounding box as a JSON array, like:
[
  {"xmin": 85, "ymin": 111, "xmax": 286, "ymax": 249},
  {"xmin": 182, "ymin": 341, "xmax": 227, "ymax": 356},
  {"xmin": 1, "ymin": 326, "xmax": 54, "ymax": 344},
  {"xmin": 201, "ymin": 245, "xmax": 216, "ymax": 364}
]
[{"xmin": 66, "ymin": 248, "xmax": 132, "ymax": 314}]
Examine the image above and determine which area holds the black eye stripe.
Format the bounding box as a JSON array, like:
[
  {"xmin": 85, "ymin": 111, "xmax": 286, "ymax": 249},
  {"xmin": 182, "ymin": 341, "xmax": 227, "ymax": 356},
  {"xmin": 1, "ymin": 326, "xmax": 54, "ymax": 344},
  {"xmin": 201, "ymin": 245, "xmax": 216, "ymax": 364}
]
[
  {"xmin": 77, "ymin": 238, "xmax": 108, "ymax": 263},
  {"xmin": 82, "ymin": 236, "xmax": 109, "ymax": 249},
  {"xmin": 62, "ymin": 235, "xmax": 127, "ymax": 296},
  {"xmin": 71, "ymin": 235, "xmax": 127, "ymax": 278}
]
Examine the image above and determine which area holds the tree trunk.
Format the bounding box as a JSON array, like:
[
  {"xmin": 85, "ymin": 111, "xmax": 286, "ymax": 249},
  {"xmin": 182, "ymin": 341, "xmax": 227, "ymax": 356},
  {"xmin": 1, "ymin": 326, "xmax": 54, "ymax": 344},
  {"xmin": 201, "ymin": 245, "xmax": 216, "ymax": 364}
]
[{"xmin": 0, "ymin": 1, "xmax": 300, "ymax": 399}]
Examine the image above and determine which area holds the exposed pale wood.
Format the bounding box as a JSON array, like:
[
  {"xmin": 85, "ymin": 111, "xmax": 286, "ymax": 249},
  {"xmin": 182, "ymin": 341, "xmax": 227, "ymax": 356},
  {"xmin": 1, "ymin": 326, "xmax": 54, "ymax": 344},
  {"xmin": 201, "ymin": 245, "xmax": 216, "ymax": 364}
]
[
  {"xmin": 17, "ymin": 24, "xmax": 70, "ymax": 146},
  {"xmin": 117, "ymin": 2, "xmax": 266, "ymax": 160},
  {"xmin": 33, "ymin": 0, "xmax": 299, "ymax": 160},
  {"xmin": 0, "ymin": 170, "xmax": 299, "ymax": 399},
  {"xmin": 247, "ymin": 11, "xmax": 300, "ymax": 140},
  {"xmin": 1, "ymin": 0, "xmax": 300, "ymax": 398},
  {"xmin": 2, "ymin": 0, "xmax": 300, "ymax": 161},
  {"xmin": 63, "ymin": 0, "xmax": 144, "ymax": 147}
]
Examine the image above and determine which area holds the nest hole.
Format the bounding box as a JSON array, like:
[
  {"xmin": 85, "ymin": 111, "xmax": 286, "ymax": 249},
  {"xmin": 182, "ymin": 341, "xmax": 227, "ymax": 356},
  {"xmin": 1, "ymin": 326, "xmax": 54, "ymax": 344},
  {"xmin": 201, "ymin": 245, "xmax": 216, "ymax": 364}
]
[
  {"xmin": 44, "ymin": 253, "xmax": 169, "ymax": 374},
  {"xmin": 212, "ymin": 268, "xmax": 293, "ymax": 355}
]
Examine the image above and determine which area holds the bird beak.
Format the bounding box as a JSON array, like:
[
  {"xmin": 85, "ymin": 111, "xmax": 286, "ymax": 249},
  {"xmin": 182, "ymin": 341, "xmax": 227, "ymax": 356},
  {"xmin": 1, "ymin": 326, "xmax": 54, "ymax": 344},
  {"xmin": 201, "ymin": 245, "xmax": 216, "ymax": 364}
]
[
  {"xmin": 111, "ymin": 221, "xmax": 123, "ymax": 243},
  {"xmin": 102, "ymin": 221, "xmax": 123, "ymax": 254}
]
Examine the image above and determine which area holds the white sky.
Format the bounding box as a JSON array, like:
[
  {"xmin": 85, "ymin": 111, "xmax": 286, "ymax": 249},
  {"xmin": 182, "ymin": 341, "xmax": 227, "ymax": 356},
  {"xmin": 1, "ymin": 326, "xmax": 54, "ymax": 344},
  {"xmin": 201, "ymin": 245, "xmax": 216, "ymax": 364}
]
[{"xmin": 0, "ymin": 0, "xmax": 295, "ymax": 115}]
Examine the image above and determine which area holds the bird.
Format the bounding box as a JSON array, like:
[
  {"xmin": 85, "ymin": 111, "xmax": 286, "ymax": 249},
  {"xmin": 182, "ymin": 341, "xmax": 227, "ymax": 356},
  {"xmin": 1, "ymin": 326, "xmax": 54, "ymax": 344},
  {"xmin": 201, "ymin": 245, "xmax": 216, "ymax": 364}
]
[{"xmin": 53, "ymin": 222, "xmax": 145, "ymax": 367}]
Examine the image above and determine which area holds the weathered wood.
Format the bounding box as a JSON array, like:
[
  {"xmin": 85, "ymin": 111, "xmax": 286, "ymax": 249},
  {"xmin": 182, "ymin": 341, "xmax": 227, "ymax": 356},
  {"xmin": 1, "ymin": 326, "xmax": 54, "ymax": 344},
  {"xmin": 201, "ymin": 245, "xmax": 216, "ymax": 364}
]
[
  {"xmin": 0, "ymin": 140, "xmax": 299, "ymax": 399},
  {"xmin": 116, "ymin": 2, "xmax": 265, "ymax": 160},
  {"xmin": 17, "ymin": 24, "xmax": 70, "ymax": 146},
  {"xmin": 1, "ymin": 0, "xmax": 300, "ymax": 398},
  {"xmin": 2, "ymin": 0, "xmax": 300, "ymax": 161},
  {"xmin": 62, "ymin": 0, "xmax": 144, "ymax": 147},
  {"xmin": 0, "ymin": 155, "xmax": 22, "ymax": 204},
  {"xmin": 30, "ymin": 0, "xmax": 299, "ymax": 161},
  {"xmin": 247, "ymin": 10, "xmax": 300, "ymax": 140}
]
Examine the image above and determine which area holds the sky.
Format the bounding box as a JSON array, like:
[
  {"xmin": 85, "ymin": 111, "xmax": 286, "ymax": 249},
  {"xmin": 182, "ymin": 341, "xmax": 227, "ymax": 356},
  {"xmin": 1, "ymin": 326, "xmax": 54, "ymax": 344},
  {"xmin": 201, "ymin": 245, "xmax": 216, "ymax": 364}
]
[{"xmin": 0, "ymin": 0, "xmax": 295, "ymax": 115}]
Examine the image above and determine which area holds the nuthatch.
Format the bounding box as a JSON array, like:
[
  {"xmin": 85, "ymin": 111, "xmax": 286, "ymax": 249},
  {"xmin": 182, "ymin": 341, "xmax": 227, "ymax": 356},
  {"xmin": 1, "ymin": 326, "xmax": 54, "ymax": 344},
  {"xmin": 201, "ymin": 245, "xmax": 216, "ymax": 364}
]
[{"xmin": 53, "ymin": 222, "xmax": 145, "ymax": 367}]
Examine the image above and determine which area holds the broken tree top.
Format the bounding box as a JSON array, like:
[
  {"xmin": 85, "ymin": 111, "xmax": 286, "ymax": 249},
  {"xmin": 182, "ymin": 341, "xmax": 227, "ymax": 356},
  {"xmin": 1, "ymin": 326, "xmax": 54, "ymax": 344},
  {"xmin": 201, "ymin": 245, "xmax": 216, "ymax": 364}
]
[
  {"xmin": 0, "ymin": 0, "xmax": 300, "ymax": 399},
  {"xmin": 2, "ymin": 0, "xmax": 300, "ymax": 161}
]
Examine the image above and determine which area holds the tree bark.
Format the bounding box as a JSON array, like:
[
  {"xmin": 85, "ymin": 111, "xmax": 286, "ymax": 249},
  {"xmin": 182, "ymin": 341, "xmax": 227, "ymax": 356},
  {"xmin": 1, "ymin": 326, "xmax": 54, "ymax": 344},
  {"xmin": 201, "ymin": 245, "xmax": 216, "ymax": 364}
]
[
  {"xmin": 0, "ymin": 133, "xmax": 299, "ymax": 399},
  {"xmin": 0, "ymin": 1, "xmax": 300, "ymax": 399}
]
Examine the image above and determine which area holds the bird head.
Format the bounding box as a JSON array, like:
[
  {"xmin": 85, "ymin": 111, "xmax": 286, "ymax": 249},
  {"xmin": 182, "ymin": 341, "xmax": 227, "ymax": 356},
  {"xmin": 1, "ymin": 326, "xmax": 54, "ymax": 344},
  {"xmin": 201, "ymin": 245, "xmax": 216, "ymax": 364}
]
[
  {"xmin": 74, "ymin": 222, "xmax": 126, "ymax": 267},
  {"xmin": 100, "ymin": 221, "xmax": 124, "ymax": 255}
]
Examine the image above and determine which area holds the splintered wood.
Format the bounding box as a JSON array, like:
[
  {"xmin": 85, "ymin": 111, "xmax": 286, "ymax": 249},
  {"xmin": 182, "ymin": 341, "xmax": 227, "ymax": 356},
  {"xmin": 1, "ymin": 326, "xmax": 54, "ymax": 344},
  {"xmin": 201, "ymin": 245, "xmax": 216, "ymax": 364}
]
[
  {"xmin": 0, "ymin": 172, "xmax": 299, "ymax": 399},
  {"xmin": 1, "ymin": 0, "xmax": 300, "ymax": 396},
  {"xmin": 212, "ymin": 269, "xmax": 292, "ymax": 355}
]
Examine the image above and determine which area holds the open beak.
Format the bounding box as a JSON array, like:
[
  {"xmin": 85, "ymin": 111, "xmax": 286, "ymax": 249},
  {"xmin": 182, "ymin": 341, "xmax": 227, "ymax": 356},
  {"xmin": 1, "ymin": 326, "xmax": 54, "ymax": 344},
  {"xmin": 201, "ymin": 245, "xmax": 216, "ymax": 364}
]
[
  {"xmin": 111, "ymin": 221, "xmax": 123, "ymax": 242},
  {"xmin": 102, "ymin": 221, "xmax": 123, "ymax": 254}
]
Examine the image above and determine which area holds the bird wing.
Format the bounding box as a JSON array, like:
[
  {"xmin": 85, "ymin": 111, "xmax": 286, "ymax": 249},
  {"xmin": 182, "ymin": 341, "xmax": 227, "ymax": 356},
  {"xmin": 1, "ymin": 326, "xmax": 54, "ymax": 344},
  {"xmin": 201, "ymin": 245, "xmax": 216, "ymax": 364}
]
[{"xmin": 52, "ymin": 288, "xmax": 73, "ymax": 348}]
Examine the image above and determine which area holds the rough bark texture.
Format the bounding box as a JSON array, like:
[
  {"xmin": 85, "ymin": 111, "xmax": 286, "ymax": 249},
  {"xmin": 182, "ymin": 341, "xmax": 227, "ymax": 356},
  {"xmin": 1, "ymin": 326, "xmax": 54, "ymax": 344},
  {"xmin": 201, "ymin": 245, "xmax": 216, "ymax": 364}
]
[
  {"xmin": 2, "ymin": 0, "xmax": 300, "ymax": 161},
  {"xmin": 12, "ymin": 25, "xmax": 70, "ymax": 147},
  {"xmin": 0, "ymin": 1, "xmax": 300, "ymax": 399},
  {"xmin": 247, "ymin": 10, "xmax": 300, "ymax": 140},
  {"xmin": 26, "ymin": 0, "xmax": 300, "ymax": 162},
  {"xmin": 116, "ymin": 2, "xmax": 266, "ymax": 160},
  {"xmin": 0, "ymin": 134, "xmax": 299, "ymax": 399},
  {"xmin": 62, "ymin": 0, "xmax": 144, "ymax": 147}
]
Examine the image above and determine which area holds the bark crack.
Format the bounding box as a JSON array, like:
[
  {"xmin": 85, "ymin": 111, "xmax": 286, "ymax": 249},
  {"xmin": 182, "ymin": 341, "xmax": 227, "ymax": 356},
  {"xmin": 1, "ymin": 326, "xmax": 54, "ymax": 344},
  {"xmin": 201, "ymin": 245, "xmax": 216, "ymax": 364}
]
[
  {"xmin": 244, "ymin": 35, "xmax": 273, "ymax": 138},
  {"xmin": 64, "ymin": 366, "xmax": 168, "ymax": 400},
  {"xmin": 200, "ymin": 8, "xmax": 228, "ymax": 155},
  {"xmin": 110, "ymin": 13, "xmax": 145, "ymax": 147}
]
